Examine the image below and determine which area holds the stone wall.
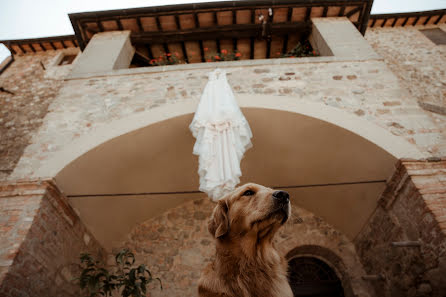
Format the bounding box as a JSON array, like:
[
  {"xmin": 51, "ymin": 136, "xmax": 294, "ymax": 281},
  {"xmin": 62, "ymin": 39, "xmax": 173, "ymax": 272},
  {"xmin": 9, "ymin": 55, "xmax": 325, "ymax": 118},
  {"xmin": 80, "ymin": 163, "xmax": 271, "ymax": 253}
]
[
  {"xmin": 10, "ymin": 56, "xmax": 445, "ymax": 180},
  {"xmin": 120, "ymin": 197, "xmax": 372, "ymax": 297},
  {"xmin": 0, "ymin": 180, "xmax": 106, "ymax": 297},
  {"xmin": 355, "ymin": 159, "xmax": 446, "ymax": 297},
  {"xmin": 365, "ymin": 24, "xmax": 446, "ymax": 116},
  {"xmin": 0, "ymin": 50, "xmax": 73, "ymax": 180}
]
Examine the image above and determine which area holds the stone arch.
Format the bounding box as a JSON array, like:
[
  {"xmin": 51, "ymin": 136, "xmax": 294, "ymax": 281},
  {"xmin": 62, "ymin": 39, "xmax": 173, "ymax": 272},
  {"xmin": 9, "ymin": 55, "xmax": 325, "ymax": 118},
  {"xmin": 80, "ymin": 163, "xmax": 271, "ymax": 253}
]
[
  {"xmin": 118, "ymin": 197, "xmax": 374, "ymax": 297},
  {"xmin": 35, "ymin": 94, "xmax": 424, "ymax": 179},
  {"xmin": 286, "ymin": 245, "xmax": 354, "ymax": 297},
  {"xmin": 275, "ymin": 206, "xmax": 375, "ymax": 297}
]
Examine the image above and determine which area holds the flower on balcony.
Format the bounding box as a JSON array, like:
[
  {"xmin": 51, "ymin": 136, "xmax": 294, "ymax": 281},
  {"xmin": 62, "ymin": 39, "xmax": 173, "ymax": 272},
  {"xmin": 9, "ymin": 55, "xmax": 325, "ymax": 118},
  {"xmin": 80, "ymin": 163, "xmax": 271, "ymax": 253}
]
[{"xmin": 209, "ymin": 49, "xmax": 242, "ymax": 62}]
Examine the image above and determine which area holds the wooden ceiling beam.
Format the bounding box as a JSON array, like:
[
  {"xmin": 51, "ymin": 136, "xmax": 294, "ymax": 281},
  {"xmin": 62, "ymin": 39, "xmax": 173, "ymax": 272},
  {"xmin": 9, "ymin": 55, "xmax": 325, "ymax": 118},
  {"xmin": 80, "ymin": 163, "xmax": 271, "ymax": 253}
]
[
  {"xmin": 434, "ymin": 13, "xmax": 444, "ymax": 24},
  {"xmin": 174, "ymin": 14, "xmax": 189, "ymax": 63},
  {"xmin": 213, "ymin": 12, "xmax": 221, "ymax": 54},
  {"xmin": 17, "ymin": 43, "xmax": 26, "ymax": 54},
  {"xmin": 97, "ymin": 21, "xmax": 104, "ymax": 32},
  {"xmin": 198, "ymin": 40, "xmax": 205, "ymax": 62},
  {"xmin": 322, "ymin": 6, "xmax": 328, "ymax": 17},
  {"xmin": 136, "ymin": 17, "xmax": 143, "ymax": 31},
  {"xmin": 231, "ymin": 9, "xmax": 237, "ymax": 51},
  {"xmin": 391, "ymin": 17, "xmax": 398, "ymax": 27},
  {"xmin": 282, "ymin": 35, "xmax": 288, "ymax": 54},
  {"xmin": 401, "ymin": 17, "xmax": 409, "ymax": 26},
  {"xmin": 412, "ymin": 16, "xmax": 420, "ymax": 26},
  {"xmin": 345, "ymin": 6, "xmax": 361, "ymax": 18},
  {"xmin": 146, "ymin": 45, "xmax": 154, "ymax": 59},
  {"xmin": 305, "ymin": 7, "xmax": 311, "ymax": 21},
  {"xmin": 6, "ymin": 43, "xmax": 16, "ymax": 55},
  {"xmin": 193, "ymin": 13, "xmax": 205, "ymax": 62},
  {"xmin": 116, "ymin": 19, "xmax": 124, "ymax": 30},
  {"xmin": 28, "ymin": 43, "xmax": 36, "ymax": 52},
  {"xmin": 181, "ymin": 42, "xmax": 189, "ymax": 63},
  {"xmin": 131, "ymin": 22, "xmax": 310, "ymax": 44}
]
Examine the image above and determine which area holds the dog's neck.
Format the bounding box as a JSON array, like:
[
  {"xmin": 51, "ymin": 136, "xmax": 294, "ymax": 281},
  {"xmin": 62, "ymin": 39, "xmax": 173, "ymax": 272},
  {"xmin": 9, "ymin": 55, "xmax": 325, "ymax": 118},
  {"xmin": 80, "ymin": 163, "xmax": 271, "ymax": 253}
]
[
  {"xmin": 214, "ymin": 234, "xmax": 281, "ymax": 273},
  {"xmin": 213, "ymin": 235, "xmax": 287, "ymax": 297}
]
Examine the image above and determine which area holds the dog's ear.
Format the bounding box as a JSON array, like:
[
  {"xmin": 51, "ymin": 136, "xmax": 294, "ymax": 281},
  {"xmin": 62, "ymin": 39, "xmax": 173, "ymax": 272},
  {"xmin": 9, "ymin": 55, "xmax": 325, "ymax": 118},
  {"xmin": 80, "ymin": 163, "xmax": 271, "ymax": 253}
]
[{"xmin": 208, "ymin": 200, "xmax": 229, "ymax": 238}]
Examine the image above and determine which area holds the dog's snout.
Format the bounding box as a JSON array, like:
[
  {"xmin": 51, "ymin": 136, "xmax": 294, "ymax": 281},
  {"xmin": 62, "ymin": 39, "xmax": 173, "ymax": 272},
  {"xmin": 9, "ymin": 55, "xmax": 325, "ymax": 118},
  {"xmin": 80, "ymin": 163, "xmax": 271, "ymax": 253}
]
[{"xmin": 272, "ymin": 190, "xmax": 289, "ymax": 204}]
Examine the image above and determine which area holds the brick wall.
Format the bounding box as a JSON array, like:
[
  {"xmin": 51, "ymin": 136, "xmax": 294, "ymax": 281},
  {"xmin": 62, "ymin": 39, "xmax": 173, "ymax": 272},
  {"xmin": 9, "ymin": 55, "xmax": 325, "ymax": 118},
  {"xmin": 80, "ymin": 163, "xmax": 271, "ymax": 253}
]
[
  {"xmin": 355, "ymin": 159, "xmax": 446, "ymax": 297},
  {"xmin": 0, "ymin": 51, "xmax": 68, "ymax": 180},
  {"xmin": 120, "ymin": 197, "xmax": 372, "ymax": 297},
  {"xmin": 0, "ymin": 180, "xmax": 106, "ymax": 297}
]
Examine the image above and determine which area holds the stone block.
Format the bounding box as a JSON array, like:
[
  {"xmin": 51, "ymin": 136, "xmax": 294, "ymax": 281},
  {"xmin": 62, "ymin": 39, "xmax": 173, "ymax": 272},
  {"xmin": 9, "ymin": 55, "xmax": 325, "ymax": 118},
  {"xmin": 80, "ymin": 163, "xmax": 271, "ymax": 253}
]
[{"xmin": 70, "ymin": 31, "xmax": 135, "ymax": 77}]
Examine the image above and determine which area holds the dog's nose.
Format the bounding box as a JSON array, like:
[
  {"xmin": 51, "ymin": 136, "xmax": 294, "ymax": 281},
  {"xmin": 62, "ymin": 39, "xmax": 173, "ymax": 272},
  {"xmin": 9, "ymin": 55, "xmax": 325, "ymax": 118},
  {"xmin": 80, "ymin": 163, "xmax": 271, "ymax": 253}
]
[{"xmin": 272, "ymin": 190, "xmax": 289, "ymax": 204}]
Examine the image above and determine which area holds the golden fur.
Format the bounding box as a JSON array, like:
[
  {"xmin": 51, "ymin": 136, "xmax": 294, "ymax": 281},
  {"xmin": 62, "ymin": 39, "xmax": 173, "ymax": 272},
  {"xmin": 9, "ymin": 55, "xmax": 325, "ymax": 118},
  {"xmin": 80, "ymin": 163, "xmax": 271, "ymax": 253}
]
[{"xmin": 198, "ymin": 183, "xmax": 293, "ymax": 297}]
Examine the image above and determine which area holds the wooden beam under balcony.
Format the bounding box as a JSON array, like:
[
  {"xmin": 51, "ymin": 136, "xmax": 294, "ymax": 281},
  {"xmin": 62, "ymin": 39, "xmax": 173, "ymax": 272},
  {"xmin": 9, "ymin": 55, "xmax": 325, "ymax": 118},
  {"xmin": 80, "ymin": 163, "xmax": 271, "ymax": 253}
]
[{"xmin": 131, "ymin": 22, "xmax": 310, "ymax": 44}]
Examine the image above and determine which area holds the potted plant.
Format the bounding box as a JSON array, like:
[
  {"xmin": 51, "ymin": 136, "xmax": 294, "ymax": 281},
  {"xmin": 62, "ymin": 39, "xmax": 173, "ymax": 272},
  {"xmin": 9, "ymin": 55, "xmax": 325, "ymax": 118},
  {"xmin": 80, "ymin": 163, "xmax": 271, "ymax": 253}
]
[{"xmin": 76, "ymin": 248, "xmax": 161, "ymax": 297}]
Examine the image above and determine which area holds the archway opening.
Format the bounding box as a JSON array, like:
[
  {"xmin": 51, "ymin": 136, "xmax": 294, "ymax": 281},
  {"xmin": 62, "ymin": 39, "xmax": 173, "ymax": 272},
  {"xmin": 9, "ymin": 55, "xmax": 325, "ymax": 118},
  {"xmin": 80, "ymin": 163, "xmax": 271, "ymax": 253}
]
[
  {"xmin": 288, "ymin": 256, "xmax": 345, "ymax": 297},
  {"xmin": 55, "ymin": 107, "xmax": 400, "ymax": 249}
]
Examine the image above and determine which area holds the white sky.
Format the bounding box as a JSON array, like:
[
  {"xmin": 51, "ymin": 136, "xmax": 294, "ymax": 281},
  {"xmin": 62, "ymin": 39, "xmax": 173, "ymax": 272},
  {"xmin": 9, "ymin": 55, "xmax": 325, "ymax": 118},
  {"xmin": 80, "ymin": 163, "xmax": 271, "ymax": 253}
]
[{"xmin": 0, "ymin": 0, "xmax": 445, "ymax": 62}]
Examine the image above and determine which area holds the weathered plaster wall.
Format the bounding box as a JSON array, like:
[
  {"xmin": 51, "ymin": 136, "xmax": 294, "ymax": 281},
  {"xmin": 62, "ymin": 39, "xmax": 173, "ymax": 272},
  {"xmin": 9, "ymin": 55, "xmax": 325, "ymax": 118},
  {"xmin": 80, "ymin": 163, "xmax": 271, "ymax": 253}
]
[
  {"xmin": 355, "ymin": 159, "xmax": 446, "ymax": 297},
  {"xmin": 121, "ymin": 197, "xmax": 372, "ymax": 297},
  {"xmin": 0, "ymin": 49, "xmax": 76, "ymax": 180},
  {"xmin": 9, "ymin": 55, "xmax": 444, "ymax": 180},
  {"xmin": 0, "ymin": 180, "xmax": 106, "ymax": 297},
  {"xmin": 365, "ymin": 24, "xmax": 446, "ymax": 116}
]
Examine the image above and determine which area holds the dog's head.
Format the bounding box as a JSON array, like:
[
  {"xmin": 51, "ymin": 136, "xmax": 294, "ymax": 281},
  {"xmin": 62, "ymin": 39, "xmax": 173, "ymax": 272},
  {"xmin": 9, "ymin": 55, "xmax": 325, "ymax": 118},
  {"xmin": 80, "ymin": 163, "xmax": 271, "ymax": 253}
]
[{"xmin": 208, "ymin": 183, "xmax": 291, "ymax": 242}]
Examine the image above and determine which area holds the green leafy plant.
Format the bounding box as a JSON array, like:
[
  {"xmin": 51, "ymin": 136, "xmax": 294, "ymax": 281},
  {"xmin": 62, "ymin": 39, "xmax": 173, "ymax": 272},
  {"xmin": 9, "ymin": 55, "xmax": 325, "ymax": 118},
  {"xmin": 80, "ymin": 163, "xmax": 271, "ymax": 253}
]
[
  {"xmin": 77, "ymin": 249, "xmax": 161, "ymax": 297},
  {"xmin": 279, "ymin": 40, "xmax": 319, "ymax": 58}
]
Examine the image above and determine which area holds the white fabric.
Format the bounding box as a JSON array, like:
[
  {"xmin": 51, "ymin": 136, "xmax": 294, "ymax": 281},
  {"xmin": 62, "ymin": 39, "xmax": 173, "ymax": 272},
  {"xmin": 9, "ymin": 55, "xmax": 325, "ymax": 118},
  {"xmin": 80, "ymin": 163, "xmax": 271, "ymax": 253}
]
[{"xmin": 190, "ymin": 69, "xmax": 252, "ymax": 201}]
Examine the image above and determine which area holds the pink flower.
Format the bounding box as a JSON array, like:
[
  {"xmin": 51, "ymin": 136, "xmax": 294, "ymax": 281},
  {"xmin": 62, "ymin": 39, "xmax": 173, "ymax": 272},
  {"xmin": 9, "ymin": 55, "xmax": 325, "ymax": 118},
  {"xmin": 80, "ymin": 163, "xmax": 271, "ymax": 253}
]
[
  {"xmin": 235, "ymin": 53, "xmax": 242, "ymax": 57},
  {"xmin": 221, "ymin": 49, "xmax": 228, "ymax": 54}
]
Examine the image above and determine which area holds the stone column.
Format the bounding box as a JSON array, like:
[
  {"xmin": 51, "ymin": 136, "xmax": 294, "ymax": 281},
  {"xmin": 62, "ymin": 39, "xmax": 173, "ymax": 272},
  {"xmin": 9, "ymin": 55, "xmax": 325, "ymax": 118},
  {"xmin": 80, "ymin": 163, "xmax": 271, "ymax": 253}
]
[
  {"xmin": 0, "ymin": 180, "xmax": 106, "ymax": 297},
  {"xmin": 355, "ymin": 159, "xmax": 446, "ymax": 297},
  {"xmin": 70, "ymin": 30, "xmax": 135, "ymax": 78},
  {"xmin": 310, "ymin": 17, "xmax": 380, "ymax": 60}
]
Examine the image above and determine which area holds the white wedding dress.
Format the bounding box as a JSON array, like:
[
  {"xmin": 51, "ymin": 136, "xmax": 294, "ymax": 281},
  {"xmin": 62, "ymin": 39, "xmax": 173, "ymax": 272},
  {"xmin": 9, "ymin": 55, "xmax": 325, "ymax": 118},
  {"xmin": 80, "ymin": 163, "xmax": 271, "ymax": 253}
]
[{"xmin": 189, "ymin": 69, "xmax": 253, "ymax": 201}]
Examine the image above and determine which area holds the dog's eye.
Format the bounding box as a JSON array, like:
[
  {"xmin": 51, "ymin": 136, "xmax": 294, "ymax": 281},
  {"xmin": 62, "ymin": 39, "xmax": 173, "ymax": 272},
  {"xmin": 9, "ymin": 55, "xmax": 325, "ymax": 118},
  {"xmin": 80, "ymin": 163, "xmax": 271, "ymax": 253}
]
[{"xmin": 243, "ymin": 190, "xmax": 255, "ymax": 196}]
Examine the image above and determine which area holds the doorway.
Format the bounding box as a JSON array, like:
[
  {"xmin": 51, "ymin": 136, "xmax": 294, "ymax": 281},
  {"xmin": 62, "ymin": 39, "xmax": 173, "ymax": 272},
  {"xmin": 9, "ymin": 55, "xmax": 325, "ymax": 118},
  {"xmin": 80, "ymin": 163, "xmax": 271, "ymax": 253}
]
[{"xmin": 288, "ymin": 256, "xmax": 345, "ymax": 297}]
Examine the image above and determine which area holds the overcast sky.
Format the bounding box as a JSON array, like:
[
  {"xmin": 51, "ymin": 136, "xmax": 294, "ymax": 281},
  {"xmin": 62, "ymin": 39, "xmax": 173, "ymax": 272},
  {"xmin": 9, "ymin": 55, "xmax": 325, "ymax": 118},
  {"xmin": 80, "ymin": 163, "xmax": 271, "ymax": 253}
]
[{"xmin": 0, "ymin": 0, "xmax": 445, "ymax": 61}]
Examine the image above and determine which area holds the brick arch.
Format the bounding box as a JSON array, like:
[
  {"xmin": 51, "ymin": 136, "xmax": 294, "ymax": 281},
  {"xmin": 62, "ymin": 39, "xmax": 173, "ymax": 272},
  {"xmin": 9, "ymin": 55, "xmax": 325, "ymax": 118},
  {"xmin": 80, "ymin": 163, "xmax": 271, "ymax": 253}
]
[{"xmin": 32, "ymin": 94, "xmax": 423, "ymax": 179}]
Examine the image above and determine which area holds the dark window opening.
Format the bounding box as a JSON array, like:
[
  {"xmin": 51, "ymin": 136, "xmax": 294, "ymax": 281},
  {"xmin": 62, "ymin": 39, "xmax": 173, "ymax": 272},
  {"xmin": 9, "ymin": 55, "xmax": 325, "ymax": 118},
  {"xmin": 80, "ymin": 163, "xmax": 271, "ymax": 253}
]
[
  {"xmin": 420, "ymin": 28, "xmax": 446, "ymax": 45},
  {"xmin": 288, "ymin": 257, "xmax": 345, "ymax": 297},
  {"xmin": 58, "ymin": 54, "xmax": 77, "ymax": 65}
]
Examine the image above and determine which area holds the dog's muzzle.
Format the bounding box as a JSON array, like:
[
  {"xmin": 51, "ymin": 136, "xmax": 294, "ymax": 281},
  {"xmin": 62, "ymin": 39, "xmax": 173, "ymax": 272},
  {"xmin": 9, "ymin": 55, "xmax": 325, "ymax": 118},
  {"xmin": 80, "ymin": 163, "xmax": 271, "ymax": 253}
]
[{"xmin": 272, "ymin": 190, "xmax": 290, "ymax": 224}]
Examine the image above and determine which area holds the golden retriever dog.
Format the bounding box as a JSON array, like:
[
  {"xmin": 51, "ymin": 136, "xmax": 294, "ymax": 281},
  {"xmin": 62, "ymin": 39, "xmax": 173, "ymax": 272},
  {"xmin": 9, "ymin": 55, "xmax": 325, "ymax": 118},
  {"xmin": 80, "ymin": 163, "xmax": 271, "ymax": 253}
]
[{"xmin": 198, "ymin": 183, "xmax": 293, "ymax": 297}]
